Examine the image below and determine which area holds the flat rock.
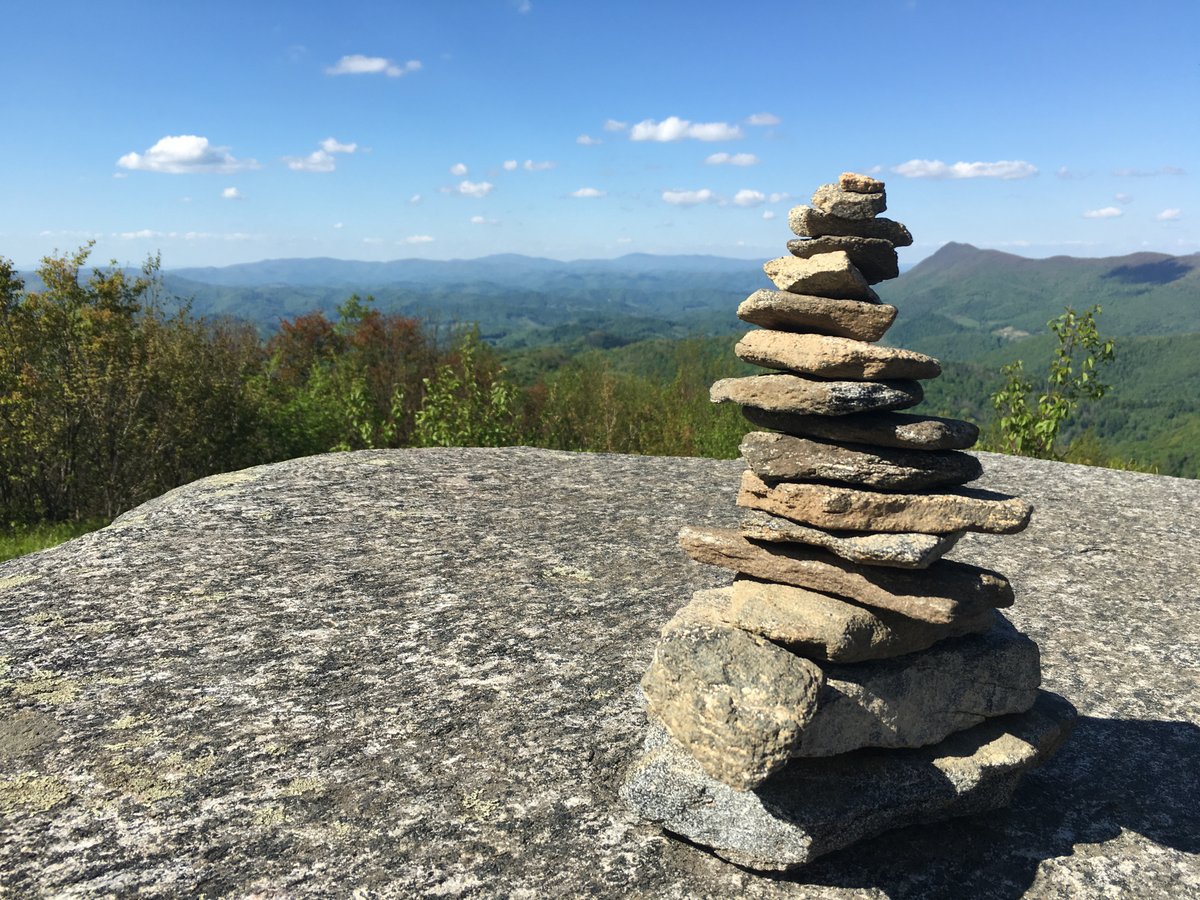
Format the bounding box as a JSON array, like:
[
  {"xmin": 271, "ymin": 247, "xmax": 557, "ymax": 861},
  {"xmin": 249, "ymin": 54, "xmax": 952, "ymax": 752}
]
[
  {"xmin": 678, "ymin": 526, "xmax": 1014, "ymax": 623},
  {"xmin": 811, "ymin": 183, "xmax": 887, "ymax": 220},
  {"xmin": 839, "ymin": 172, "xmax": 885, "ymax": 193},
  {"xmin": 621, "ymin": 691, "xmax": 1077, "ymax": 871},
  {"xmin": 736, "ymin": 288, "xmax": 896, "ymax": 341},
  {"xmin": 736, "ymin": 331, "xmax": 941, "ymax": 381},
  {"xmin": 1, "ymin": 447, "xmax": 1198, "ymax": 896},
  {"xmin": 711, "ymin": 374, "xmax": 923, "ymax": 416},
  {"xmin": 762, "ymin": 252, "xmax": 873, "ymax": 300},
  {"xmin": 743, "ymin": 405, "xmax": 981, "ymax": 449},
  {"xmin": 740, "ymin": 509, "xmax": 963, "ymax": 568},
  {"xmin": 786, "ymin": 236, "xmax": 899, "ymax": 283},
  {"xmin": 710, "ymin": 581, "xmax": 997, "ymax": 662},
  {"xmin": 740, "ymin": 431, "xmax": 982, "ymax": 490},
  {"xmin": 789, "ymin": 205, "xmax": 914, "ymax": 247},
  {"xmin": 798, "ymin": 616, "xmax": 1042, "ymax": 757},
  {"xmin": 641, "ymin": 604, "xmax": 823, "ymax": 790},
  {"xmin": 739, "ymin": 470, "xmax": 1033, "ymax": 534}
]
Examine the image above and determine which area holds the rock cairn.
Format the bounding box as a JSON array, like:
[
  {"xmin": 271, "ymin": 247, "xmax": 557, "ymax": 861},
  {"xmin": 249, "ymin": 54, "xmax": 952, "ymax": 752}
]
[{"xmin": 621, "ymin": 173, "xmax": 1078, "ymax": 870}]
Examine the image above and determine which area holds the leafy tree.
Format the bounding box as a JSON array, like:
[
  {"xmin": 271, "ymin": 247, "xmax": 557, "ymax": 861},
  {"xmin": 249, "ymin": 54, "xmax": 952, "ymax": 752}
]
[{"xmin": 989, "ymin": 305, "xmax": 1116, "ymax": 459}]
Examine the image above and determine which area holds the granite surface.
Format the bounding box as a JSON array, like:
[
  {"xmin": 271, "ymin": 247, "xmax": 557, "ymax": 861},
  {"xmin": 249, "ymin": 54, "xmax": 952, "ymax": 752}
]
[{"xmin": 1, "ymin": 448, "xmax": 1198, "ymax": 898}]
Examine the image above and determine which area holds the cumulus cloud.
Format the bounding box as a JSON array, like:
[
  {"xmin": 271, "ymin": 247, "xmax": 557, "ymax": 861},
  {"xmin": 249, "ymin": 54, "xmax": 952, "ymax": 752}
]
[
  {"xmin": 745, "ymin": 112, "xmax": 780, "ymax": 126},
  {"xmin": 603, "ymin": 119, "xmax": 628, "ymax": 132},
  {"xmin": 1115, "ymin": 192, "xmax": 1134, "ymax": 205},
  {"xmin": 502, "ymin": 160, "xmax": 518, "ymax": 171},
  {"xmin": 284, "ymin": 149, "xmax": 337, "ymax": 172},
  {"xmin": 732, "ymin": 189, "xmax": 766, "ymax": 208},
  {"xmin": 457, "ymin": 180, "xmax": 494, "ymax": 198},
  {"xmin": 222, "ymin": 187, "xmax": 243, "ymax": 200},
  {"xmin": 1156, "ymin": 208, "xmax": 1182, "ymax": 221},
  {"xmin": 1083, "ymin": 206, "xmax": 1123, "ymax": 219},
  {"xmin": 662, "ymin": 188, "xmax": 714, "ymax": 206},
  {"xmin": 450, "ymin": 162, "xmax": 468, "ymax": 176},
  {"xmin": 768, "ymin": 191, "xmax": 790, "ymax": 203},
  {"xmin": 577, "ymin": 134, "xmax": 602, "ymax": 146},
  {"xmin": 409, "ymin": 193, "xmax": 422, "ymax": 204},
  {"xmin": 706, "ymin": 152, "xmax": 758, "ymax": 166},
  {"xmin": 470, "ymin": 215, "xmax": 498, "ymax": 225},
  {"xmin": 325, "ymin": 55, "xmax": 421, "ymax": 77},
  {"xmin": 1056, "ymin": 165, "xmax": 1087, "ymax": 180},
  {"xmin": 762, "ymin": 210, "xmax": 776, "ymax": 220},
  {"xmin": 570, "ymin": 187, "xmax": 605, "ymax": 198},
  {"xmin": 402, "ymin": 235, "xmax": 434, "ymax": 244},
  {"xmin": 117, "ymin": 135, "xmax": 258, "ymax": 174},
  {"xmin": 630, "ymin": 116, "xmax": 742, "ymax": 142},
  {"xmin": 523, "ymin": 159, "xmax": 555, "ymax": 171},
  {"xmin": 891, "ymin": 159, "xmax": 1038, "ymax": 180},
  {"xmin": 321, "ymin": 137, "xmax": 358, "ymax": 154}
]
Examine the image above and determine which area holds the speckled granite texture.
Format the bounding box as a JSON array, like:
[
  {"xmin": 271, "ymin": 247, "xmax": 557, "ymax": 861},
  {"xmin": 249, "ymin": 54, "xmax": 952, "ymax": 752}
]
[{"xmin": 1, "ymin": 448, "xmax": 1197, "ymax": 898}]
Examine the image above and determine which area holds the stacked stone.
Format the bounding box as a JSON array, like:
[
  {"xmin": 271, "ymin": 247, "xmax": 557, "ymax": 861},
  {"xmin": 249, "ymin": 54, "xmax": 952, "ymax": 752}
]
[{"xmin": 621, "ymin": 173, "xmax": 1078, "ymax": 871}]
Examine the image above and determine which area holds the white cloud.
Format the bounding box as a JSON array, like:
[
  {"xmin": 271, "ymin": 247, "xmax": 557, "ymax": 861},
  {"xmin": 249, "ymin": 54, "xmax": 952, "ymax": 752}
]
[
  {"xmin": 450, "ymin": 162, "xmax": 468, "ymax": 176},
  {"xmin": 409, "ymin": 193, "xmax": 422, "ymax": 204},
  {"xmin": 221, "ymin": 187, "xmax": 243, "ymax": 200},
  {"xmin": 603, "ymin": 119, "xmax": 628, "ymax": 132},
  {"xmin": 745, "ymin": 112, "xmax": 780, "ymax": 126},
  {"xmin": 705, "ymin": 152, "xmax": 759, "ymax": 166},
  {"xmin": 1083, "ymin": 206, "xmax": 1123, "ymax": 219},
  {"xmin": 457, "ymin": 180, "xmax": 494, "ymax": 198},
  {"xmin": 570, "ymin": 187, "xmax": 605, "ymax": 198},
  {"xmin": 662, "ymin": 188, "xmax": 714, "ymax": 206},
  {"xmin": 116, "ymin": 229, "xmax": 162, "ymax": 240},
  {"xmin": 762, "ymin": 210, "xmax": 776, "ymax": 220},
  {"xmin": 1157, "ymin": 208, "xmax": 1182, "ymax": 221},
  {"xmin": 503, "ymin": 160, "xmax": 518, "ymax": 171},
  {"xmin": 284, "ymin": 149, "xmax": 337, "ymax": 172},
  {"xmin": 630, "ymin": 116, "xmax": 742, "ymax": 142},
  {"xmin": 114, "ymin": 229, "xmax": 260, "ymax": 241},
  {"xmin": 470, "ymin": 215, "xmax": 498, "ymax": 225},
  {"xmin": 576, "ymin": 134, "xmax": 602, "ymax": 146},
  {"xmin": 320, "ymin": 137, "xmax": 357, "ymax": 154},
  {"xmin": 732, "ymin": 189, "xmax": 766, "ymax": 208},
  {"xmin": 517, "ymin": 0, "xmax": 533, "ymax": 12},
  {"xmin": 1056, "ymin": 165, "xmax": 1087, "ymax": 179},
  {"xmin": 402, "ymin": 235, "xmax": 434, "ymax": 244},
  {"xmin": 768, "ymin": 191, "xmax": 790, "ymax": 203},
  {"xmin": 325, "ymin": 55, "xmax": 421, "ymax": 77},
  {"xmin": 616, "ymin": 236, "xmax": 633, "ymax": 244},
  {"xmin": 333, "ymin": 222, "xmax": 344, "ymax": 229},
  {"xmin": 112, "ymin": 172, "xmax": 128, "ymax": 179},
  {"xmin": 117, "ymin": 135, "xmax": 257, "ymax": 174},
  {"xmin": 891, "ymin": 158, "xmax": 1038, "ymax": 180},
  {"xmin": 523, "ymin": 159, "xmax": 555, "ymax": 171}
]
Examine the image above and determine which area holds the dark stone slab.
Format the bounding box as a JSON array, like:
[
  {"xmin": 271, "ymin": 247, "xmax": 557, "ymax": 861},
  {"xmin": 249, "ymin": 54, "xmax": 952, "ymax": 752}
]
[{"xmin": 1, "ymin": 449, "xmax": 1198, "ymax": 897}]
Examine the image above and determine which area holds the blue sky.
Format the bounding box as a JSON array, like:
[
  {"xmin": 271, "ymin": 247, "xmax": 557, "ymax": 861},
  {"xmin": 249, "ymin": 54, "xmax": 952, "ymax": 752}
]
[{"xmin": 3, "ymin": 0, "xmax": 1197, "ymax": 268}]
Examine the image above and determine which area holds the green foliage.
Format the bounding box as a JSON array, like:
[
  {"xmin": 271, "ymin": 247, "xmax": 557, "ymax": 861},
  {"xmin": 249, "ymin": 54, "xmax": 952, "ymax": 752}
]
[
  {"xmin": 413, "ymin": 329, "xmax": 518, "ymax": 447},
  {"xmin": 0, "ymin": 519, "xmax": 105, "ymax": 563},
  {"xmin": 988, "ymin": 306, "xmax": 1116, "ymax": 459}
]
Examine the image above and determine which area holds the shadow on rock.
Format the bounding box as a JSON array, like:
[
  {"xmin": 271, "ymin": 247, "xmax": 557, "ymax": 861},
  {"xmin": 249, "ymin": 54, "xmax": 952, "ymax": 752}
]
[{"xmin": 763, "ymin": 715, "xmax": 1200, "ymax": 899}]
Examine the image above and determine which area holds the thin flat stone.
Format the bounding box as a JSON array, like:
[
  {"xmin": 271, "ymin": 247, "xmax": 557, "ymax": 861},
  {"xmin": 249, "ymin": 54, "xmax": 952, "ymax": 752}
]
[
  {"xmin": 740, "ymin": 431, "xmax": 981, "ymax": 490},
  {"xmin": 789, "ymin": 205, "xmax": 914, "ymax": 247},
  {"xmin": 737, "ymin": 289, "xmax": 896, "ymax": 341},
  {"xmin": 707, "ymin": 581, "xmax": 997, "ymax": 662},
  {"xmin": 678, "ymin": 526, "xmax": 1013, "ymax": 624},
  {"xmin": 641, "ymin": 604, "xmax": 823, "ymax": 791},
  {"xmin": 762, "ymin": 252, "xmax": 873, "ymax": 300},
  {"xmin": 621, "ymin": 691, "xmax": 1077, "ymax": 870},
  {"xmin": 738, "ymin": 470, "xmax": 1033, "ymax": 535},
  {"xmin": 798, "ymin": 616, "xmax": 1041, "ymax": 757},
  {"xmin": 740, "ymin": 509, "xmax": 963, "ymax": 569},
  {"xmin": 743, "ymin": 406, "xmax": 980, "ymax": 450},
  {"xmin": 811, "ymin": 183, "xmax": 887, "ymax": 220},
  {"xmin": 735, "ymin": 331, "xmax": 942, "ymax": 381},
  {"xmin": 787, "ymin": 236, "xmax": 899, "ymax": 284},
  {"xmin": 711, "ymin": 374, "xmax": 923, "ymax": 416},
  {"xmin": 839, "ymin": 172, "xmax": 885, "ymax": 194}
]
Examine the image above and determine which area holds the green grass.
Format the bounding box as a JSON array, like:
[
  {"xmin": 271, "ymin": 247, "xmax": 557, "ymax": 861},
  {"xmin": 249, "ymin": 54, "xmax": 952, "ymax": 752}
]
[{"xmin": 0, "ymin": 520, "xmax": 107, "ymax": 563}]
